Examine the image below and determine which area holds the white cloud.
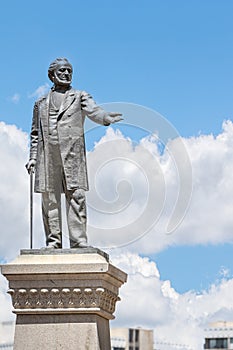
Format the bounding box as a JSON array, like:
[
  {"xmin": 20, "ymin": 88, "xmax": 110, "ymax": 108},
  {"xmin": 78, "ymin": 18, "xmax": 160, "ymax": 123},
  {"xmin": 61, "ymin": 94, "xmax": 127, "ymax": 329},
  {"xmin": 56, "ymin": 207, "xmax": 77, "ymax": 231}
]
[
  {"xmin": 29, "ymin": 83, "xmax": 50, "ymax": 99},
  {"xmin": 0, "ymin": 274, "xmax": 15, "ymax": 323},
  {"xmin": 1, "ymin": 119, "xmax": 231, "ymax": 254},
  {"xmin": 0, "ymin": 121, "xmax": 44, "ymax": 261},
  {"xmin": 86, "ymin": 121, "xmax": 233, "ymax": 253},
  {"xmin": 1, "ymin": 121, "xmax": 233, "ymax": 348},
  {"xmin": 111, "ymin": 252, "xmax": 233, "ymax": 350},
  {"xmin": 4, "ymin": 118, "xmax": 233, "ymax": 256},
  {"xmin": 10, "ymin": 93, "xmax": 20, "ymax": 104}
]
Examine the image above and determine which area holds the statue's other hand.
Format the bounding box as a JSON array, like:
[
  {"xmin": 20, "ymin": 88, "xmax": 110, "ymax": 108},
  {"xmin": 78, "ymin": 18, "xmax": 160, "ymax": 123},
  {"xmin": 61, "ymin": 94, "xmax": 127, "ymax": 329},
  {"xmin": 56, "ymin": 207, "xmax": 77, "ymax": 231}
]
[
  {"xmin": 105, "ymin": 112, "xmax": 123, "ymax": 124},
  {"xmin": 25, "ymin": 159, "xmax": 36, "ymax": 174}
]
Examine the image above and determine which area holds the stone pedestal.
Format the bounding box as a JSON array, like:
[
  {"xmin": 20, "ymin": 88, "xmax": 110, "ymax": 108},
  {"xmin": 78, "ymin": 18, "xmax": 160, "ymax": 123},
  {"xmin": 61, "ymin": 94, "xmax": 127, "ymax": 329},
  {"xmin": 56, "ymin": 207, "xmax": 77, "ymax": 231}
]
[{"xmin": 1, "ymin": 248, "xmax": 127, "ymax": 350}]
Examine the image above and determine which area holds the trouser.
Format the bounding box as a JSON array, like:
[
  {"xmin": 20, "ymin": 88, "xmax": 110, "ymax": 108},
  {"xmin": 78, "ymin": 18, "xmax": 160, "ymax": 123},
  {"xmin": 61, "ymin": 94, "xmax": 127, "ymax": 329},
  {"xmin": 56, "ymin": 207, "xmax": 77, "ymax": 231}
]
[{"xmin": 41, "ymin": 144, "xmax": 87, "ymax": 248}]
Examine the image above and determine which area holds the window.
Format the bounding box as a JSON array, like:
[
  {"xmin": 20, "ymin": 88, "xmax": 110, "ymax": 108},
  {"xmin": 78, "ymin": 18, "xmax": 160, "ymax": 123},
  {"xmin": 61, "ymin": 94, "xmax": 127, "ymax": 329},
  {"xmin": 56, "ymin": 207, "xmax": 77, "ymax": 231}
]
[
  {"xmin": 135, "ymin": 329, "xmax": 139, "ymax": 342},
  {"xmin": 129, "ymin": 329, "xmax": 134, "ymax": 343},
  {"xmin": 205, "ymin": 338, "xmax": 228, "ymax": 349}
]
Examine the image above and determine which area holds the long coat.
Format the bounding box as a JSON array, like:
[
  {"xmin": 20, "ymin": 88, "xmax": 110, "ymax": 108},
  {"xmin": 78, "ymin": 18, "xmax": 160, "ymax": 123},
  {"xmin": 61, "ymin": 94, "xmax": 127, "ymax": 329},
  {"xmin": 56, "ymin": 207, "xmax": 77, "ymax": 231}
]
[{"xmin": 29, "ymin": 88, "xmax": 109, "ymax": 193}]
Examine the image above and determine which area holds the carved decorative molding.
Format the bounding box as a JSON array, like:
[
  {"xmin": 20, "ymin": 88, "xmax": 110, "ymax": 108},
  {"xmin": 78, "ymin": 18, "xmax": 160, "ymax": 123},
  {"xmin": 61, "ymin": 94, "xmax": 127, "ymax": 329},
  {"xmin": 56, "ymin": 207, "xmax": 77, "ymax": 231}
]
[{"xmin": 8, "ymin": 287, "xmax": 119, "ymax": 315}]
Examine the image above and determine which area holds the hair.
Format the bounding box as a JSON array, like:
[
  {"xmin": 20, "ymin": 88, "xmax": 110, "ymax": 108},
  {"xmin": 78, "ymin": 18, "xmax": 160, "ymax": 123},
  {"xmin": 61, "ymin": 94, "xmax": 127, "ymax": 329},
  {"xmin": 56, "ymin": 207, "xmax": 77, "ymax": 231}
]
[{"xmin": 48, "ymin": 58, "xmax": 73, "ymax": 82}]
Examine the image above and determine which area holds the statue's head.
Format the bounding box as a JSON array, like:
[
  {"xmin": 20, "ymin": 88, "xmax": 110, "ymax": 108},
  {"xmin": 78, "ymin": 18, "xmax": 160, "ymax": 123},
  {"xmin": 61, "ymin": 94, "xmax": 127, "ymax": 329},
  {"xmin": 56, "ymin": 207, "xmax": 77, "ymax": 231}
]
[{"xmin": 48, "ymin": 58, "xmax": 73, "ymax": 87}]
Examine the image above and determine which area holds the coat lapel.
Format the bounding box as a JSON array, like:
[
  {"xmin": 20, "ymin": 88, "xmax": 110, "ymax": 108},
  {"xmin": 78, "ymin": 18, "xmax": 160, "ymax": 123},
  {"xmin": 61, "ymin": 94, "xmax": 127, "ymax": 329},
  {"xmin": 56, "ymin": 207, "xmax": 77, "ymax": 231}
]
[
  {"xmin": 40, "ymin": 91, "xmax": 50, "ymax": 136},
  {"xmin": 58, "ymin": 88, "xmax": 76, "ymax": 118}
]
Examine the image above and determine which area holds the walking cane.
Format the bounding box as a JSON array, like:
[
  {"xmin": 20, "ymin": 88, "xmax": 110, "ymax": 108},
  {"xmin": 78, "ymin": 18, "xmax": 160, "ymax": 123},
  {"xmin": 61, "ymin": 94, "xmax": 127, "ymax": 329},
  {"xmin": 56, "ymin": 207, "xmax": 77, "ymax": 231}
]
[{"xmin": 29, "ymin": 169, "xmax": 34, "ymax": 249}]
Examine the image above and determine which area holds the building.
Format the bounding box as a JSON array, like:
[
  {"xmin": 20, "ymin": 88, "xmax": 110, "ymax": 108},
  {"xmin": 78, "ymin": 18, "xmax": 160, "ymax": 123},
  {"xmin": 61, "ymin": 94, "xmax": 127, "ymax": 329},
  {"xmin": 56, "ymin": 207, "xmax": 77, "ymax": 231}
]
[
  {"xmin": 110, "ymin": 327, "xmax": 154, "ymax": 350},
  {"xmin": 111, "ymin": 336, "xmax": 127, "ymax": 350},
  {"xmin": 204, "ymin": 321, "xmax": 233, "ymax": 349}
]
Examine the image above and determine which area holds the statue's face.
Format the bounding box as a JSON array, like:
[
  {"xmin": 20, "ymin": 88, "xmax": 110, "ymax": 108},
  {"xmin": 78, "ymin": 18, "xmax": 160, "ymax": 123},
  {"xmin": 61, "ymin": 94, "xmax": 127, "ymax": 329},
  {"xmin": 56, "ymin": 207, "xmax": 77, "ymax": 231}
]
[{"xmin": 52, "ymin": 63, "xmax": 73, "ymax": 87}]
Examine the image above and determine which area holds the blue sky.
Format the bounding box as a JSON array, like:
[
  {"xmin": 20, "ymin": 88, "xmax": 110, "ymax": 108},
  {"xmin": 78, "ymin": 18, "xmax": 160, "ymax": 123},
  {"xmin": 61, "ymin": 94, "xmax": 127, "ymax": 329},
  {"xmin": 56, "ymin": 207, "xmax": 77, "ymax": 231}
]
[
  {"xmin": 1, "ymin": 0, "xmax": 233, "ymax": 136},
  {"xmin": 1, "ymin": 1, "xmax": 233, "ymax": 297},
  {"xmin": 152, "ymin": 244, "xmax": 233, "ymax": 293}
]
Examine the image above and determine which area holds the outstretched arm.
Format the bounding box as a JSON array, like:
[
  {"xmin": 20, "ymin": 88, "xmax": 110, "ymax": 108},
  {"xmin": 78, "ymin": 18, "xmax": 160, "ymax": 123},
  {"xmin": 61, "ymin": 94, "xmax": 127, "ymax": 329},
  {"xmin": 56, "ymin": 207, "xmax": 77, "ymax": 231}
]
[{"xmin": 81, "ymin": 91, "xmax": 123, "ymax": 125}]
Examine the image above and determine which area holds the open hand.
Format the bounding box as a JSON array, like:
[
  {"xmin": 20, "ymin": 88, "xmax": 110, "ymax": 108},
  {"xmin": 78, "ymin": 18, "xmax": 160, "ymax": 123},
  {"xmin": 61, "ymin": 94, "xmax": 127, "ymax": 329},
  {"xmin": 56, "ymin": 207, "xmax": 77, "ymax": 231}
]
[{"xmin": 104, "ymin": 112, "xmax": 123, "ymax": 124}]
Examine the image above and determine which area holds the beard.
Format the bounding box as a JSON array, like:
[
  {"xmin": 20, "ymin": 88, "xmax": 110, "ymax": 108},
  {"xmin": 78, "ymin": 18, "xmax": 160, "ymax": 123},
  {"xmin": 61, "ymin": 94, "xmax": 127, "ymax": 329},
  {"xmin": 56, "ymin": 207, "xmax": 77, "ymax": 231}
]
[{"xmin": 53, "ymin": 72, "xmax": 72, "ymax": 87}]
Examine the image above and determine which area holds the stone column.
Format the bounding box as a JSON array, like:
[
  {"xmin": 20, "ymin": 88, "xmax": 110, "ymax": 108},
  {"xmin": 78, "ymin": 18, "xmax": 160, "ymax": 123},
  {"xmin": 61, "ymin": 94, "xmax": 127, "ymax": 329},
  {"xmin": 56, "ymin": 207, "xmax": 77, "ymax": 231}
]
[{"xmin": 1, "ymin": 248, "xmax": 127, "ymax": 350}]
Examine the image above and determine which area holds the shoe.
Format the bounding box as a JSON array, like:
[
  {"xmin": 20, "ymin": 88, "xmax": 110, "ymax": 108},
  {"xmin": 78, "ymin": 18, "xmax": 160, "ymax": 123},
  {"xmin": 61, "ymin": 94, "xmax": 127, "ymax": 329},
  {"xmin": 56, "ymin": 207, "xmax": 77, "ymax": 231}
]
[
  {"xmin": 40, "ymin": 245, "xmax": 56, "ymax": 250},
  {"xmin": 77, "ymin": 242, "xmax": 89, "ymax": 248}
]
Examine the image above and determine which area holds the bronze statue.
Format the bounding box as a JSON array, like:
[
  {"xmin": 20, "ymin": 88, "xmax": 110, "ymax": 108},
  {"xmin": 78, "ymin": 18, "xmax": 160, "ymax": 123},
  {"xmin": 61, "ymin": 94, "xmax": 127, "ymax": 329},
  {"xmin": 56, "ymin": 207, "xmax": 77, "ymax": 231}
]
[{"xmin": 26, "ymin": 58, "xmax": 122, "ymax": 249}]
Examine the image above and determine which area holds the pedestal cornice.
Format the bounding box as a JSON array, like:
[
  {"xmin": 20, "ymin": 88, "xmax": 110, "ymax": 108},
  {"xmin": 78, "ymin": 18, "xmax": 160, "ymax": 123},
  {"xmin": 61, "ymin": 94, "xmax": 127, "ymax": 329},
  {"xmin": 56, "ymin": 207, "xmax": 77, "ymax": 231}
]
[{"xmin": 1, "ymin": 249, "xmax": 127, "ymax": 321}]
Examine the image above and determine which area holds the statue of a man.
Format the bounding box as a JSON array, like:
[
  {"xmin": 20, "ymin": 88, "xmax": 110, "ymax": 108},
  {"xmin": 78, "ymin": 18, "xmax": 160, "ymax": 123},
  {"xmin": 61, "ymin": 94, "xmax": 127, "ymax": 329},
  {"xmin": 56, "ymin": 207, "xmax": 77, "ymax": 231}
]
[{"xmin": 26, "ymin": 58, "xmax": 122, "ymax": 249}]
